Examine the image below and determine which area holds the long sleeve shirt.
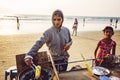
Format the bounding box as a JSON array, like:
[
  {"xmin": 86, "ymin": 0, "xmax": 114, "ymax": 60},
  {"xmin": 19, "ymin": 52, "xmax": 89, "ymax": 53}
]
[{"xmin": 25, "ymin": 26, "xmax": 72, "ymax": 59}]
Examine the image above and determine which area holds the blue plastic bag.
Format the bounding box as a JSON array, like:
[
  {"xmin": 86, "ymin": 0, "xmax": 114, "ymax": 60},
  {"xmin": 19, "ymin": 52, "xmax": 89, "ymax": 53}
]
[{"xmin": 99, "ymin": 75, "xmax": 110, "ymax": 80}]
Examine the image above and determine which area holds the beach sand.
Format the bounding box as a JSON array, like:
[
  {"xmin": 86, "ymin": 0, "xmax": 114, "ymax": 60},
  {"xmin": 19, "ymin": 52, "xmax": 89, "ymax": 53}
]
[{"xmin": 0, "ymin": 30, "xmax": 120, "ymax": 80}]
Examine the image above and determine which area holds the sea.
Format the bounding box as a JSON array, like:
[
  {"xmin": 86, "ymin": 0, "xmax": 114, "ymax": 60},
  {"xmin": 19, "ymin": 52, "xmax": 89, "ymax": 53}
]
[{"xmin": 0, "ymin": 15, "xmax": 120, "ymax": 35}]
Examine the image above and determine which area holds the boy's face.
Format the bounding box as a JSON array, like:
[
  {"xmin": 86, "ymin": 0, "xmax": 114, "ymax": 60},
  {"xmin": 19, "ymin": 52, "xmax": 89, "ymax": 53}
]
[
  {"xmin": 52, "ymin": 15, "xmax": 63, "ymax": 28},
  {"xmin": 104, "ymin": 29, "xmax": 113, "ymax": 38}
]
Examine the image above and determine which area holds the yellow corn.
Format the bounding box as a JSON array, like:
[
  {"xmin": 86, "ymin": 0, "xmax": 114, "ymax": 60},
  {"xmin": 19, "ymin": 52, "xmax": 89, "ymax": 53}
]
[
  {"xmin": 35, "ymin": 65, "xmax": 41, "ymax": 79},
  {"xmin": 81, "ymin": 54, "xmax": 94, "ymax": 76}
]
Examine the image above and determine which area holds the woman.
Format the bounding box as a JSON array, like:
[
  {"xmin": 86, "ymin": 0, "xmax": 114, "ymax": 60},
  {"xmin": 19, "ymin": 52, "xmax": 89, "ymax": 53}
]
[
  {"xmin": 24, "ymin": 9, "xmax": 72, "ymax": 72},
  {"xmin": 72, "ymin": 18, "xmax": 78, "ymax": 36}
]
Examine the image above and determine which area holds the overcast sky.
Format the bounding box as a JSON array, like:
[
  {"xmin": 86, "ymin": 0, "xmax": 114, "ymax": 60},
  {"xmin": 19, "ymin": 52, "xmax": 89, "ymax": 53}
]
[{"xmin": 0, "ymin": 0, "xmax": 120, "ymax": 17}]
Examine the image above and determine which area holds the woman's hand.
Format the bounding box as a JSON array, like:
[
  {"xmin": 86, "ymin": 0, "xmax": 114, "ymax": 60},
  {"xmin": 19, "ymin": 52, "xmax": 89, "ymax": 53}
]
[
  {"xmin": 64, "ymin": 45, "xmax": 70, "ymax": 51},
  {"xmin": 24, "ymin": 58, "xmax": 33, "ymax": 67}
]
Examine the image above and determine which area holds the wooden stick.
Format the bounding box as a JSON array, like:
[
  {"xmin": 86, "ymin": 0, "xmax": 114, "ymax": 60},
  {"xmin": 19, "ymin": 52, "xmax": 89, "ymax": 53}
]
[{"xmin": 48, "ymin": 52, "xmax": 60, "ymax": 80}]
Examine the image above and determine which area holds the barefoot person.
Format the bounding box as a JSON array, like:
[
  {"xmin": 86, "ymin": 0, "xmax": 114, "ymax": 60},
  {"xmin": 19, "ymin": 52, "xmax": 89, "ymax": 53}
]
[
  {"xmin": 115, "ymin": 19, "xmax": 118, "ymax": 29},
  {"xmin": 83, "ymin": 18, "xmax": 85, "ymax": 27},
  {"xmin": 16, "ymin": 16, "xmax": 20, "ymax": 30},
  {"xmin": 72, "ymin": 18, "xmax": 78, "ymax": 36},
  {"xmin": 110, "ymin": 18, "xmax": 113, "ymax": 26}
]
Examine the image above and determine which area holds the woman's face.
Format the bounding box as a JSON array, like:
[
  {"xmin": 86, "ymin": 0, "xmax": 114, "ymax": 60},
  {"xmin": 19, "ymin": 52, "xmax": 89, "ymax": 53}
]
[{"xmin": 52, "ymin": 15, "xmax": 63, "ymax": 28}]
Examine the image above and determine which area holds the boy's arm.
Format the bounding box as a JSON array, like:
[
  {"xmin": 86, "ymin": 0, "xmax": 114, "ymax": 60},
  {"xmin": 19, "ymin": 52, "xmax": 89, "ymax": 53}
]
[
  {"xmin": 94, "ymin": 45, "xmax": 99, "ymax": 59},
  {"xmin": 112, "ymin": 42, "xmax": 116, "ymax": 55},
  {"xmin": 94, "ymin": 42, "xmax": 100, "ymax": 59}
]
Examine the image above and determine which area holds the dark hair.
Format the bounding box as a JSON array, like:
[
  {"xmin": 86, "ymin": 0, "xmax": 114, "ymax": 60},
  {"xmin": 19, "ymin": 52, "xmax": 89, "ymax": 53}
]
[
  {"xmin": 103, "ymin": 26, "xmax": 114, "ymax": 32},
  {"xmin": 103, "ymin": 26, "xmax": 114, "ymax": 34}
]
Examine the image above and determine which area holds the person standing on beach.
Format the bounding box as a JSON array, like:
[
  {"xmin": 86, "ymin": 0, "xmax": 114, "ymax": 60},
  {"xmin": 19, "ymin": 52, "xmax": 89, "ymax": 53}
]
[
  {"xmin": 16, "ymin": 16, "xmax": 20, "ymax": 30},
  {"xmin": 94, "ymin": 26, "xmax": 116, "ymax": 67},
  {"xmin": 24, "ymin": 10, "xmax": 72, "ymax": 72},
  {"xmin": 110, "ymin": 18, "xmax": 113, "ymax": 26},
  {"xmin": 115, "ymin": 19, "xmax": 118, "ymax": 29},
  {"xmin": 83, "ymin": 18, "xmax": 85, "ymax": 27},
  {"xmin": 72, "ymin": 18, "xmax": 78, "ymax": 36}
]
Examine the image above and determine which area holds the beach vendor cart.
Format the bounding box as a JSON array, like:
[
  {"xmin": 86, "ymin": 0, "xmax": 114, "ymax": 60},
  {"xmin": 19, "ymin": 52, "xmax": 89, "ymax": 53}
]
[{"xmin": 6, "ymin": 51, "xmax": 120, "ymax": 80}]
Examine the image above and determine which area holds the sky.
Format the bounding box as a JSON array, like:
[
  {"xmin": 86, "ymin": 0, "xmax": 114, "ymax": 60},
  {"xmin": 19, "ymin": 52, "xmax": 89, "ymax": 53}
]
[{"xmin": 0, "ymin": 0, "xmax": 120, "ymax": 17}]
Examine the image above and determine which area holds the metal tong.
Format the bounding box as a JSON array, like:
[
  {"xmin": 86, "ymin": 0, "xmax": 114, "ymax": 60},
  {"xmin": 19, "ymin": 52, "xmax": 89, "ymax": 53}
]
[{"xmin": 31, "ymin": 63, "xmax": 41, "ymax": 79}]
